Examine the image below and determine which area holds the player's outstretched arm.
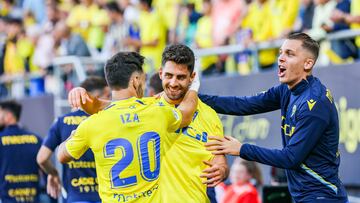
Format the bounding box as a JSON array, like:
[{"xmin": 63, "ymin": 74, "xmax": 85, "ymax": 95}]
[
  {"xmin": 68, "ymin": 87, "xmax": 110, "ymax": 115},
  {"xmin": 199, "ymin": 85, "xmax": 283, "ymax": 115},
  {"xmin": 200, "ymin": 155, "xmax": 229, "ymax": 187},
  {"xmin": 205, "ymin": 136, "xmax": 242, "ymax": 156}
]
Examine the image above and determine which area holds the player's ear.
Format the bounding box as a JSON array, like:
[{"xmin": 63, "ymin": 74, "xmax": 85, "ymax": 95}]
[
  {"xmin": 159, "ymin": 68, "xmax": 163, "ymax": 80},
  {"xmin": 132, "ymin": 73, "xmax": 140, "ymax": 88},
  {"xmin": 128, "ymin": 73, "xmax": 137, "ymax": 90},
  {"xmin": 304, "ymin": 58, "xmax": 314, "ymax": 72},
  {"xmin": 190, "ymin": 69, "xmax": 196, "ymax": 82}
]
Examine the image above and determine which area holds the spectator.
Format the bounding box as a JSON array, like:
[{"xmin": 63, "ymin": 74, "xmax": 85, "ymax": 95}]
[
  {"xmin": 307, "ymin": 0, "xmax": 337, "ymax": 40},
  {"xmin": 0, "ymin": 100, "xmax": 42, "ymax": 202},
  {"xmin": 212, "ymin": 0, "xmax": 245, "ymax": 46},
  {"xmin": 89, "ymin": 0, "xmax": 111, "ymax": 51},
  {"xmin": 195, "ymin": 0, "xmax": 218, "ymax": 76},
  {"xmin": 22, "ymin": 0, "xmax": 46, "ymax": 24},
  {"xmin": 0, "ymin": 16, "xmax": 7, "ymax": 75},
  {"xmin": 346, "ymin": 0, "xmax": 360, "ymax": 57},
  {"xmin": 331, "ymin": 0, "xmax": 360, "ymax": 59},
  {"xmin": 177, "ymin": 3, "xmax": 202, "ymax": 46},
  {"xmin": 125, "ymin": 0, "xmax": 166, "ymax": 73},
  {"xmin": 328, "ymin": 0, "xmax": 357, "ymax": 60},
  {"xmin": 32, "ymin": 3, "xmax": 61, "ymax": 71},
  {"xmin": 102, "ymin": 1, "xmax": 130, "ymax": 59},
  {"xmin": 2, "ymin": 17, "xmax": 36, "ymax": 76},
  {"xmin": 52, "ymin": 21, "xmax": 90, "ymax": 57},
  {"xmin": 66, "ymin": 0, "xmax": 110, "ymax": 50},
  {"xmin": 221, "ymin": 158, "xmax": 262, "ymax": 203},
  {"xmin": 271, "ymin": 0, "xmax": 300, "ymax": 38},
  {"xmin": 152, "ymin": 0, "xmax": 180, "ymax": 43},
  {"xmin": 116, "ymin": 0, "xmax": 140, "ymax": 52},
  {"xmin": 117, "ymin": 0, "xmax": 139, "ymax": 25},
  {"xmin": 242, "ymin": 0, "xmax": 277, "ymax": 69},
  {"xmin": 0, "ymin": 0, "xmax": 22, "ymax": 19},
  {"xmin": 297, "ymin": 0, "xmax": 315, "ymax": 32}
]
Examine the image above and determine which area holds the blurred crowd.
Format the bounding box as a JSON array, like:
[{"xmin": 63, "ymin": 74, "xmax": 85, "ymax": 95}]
[{"xmin": 0, "ymin": 0, "xmax": 360, "ymax": 97}]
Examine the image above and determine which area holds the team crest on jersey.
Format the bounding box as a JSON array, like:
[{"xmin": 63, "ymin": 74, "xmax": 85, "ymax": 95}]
[
  {"xmin": 326, "ymin": 89, "xmax": 334, "ymax": 103},
  {"xmin": 291, "ymin": 105, "xmax": 297, "ymax": 117},
  {"xmin": 157, "ymin": 102, "xmax": 165, "ymax": 107},
  {"xmin": 307, "ymin": 99, "xmax": 317, "ymax": 111}
]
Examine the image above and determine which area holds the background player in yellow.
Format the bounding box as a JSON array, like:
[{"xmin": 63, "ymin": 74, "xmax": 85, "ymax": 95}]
[
  {"xmin": 68, "ymin": 44, "xmax": 228, "ymax": 203},
  {"xmin": 56, "ymin": 52, "xmax": 198, "ymax": 203}
]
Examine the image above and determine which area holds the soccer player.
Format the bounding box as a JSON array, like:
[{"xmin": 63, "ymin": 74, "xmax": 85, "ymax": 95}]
[
  {"xmin": 0, "ymin": 100, "xmax": 42, "ymax": 203},
  {"xmin": 68, "ymin": 44, "xmax": 228, "ymax": 203},
  {"xmin": 202, "ymin": 33, "xmax": 348, "ymax": 203},
  {"xmin": 36, "ymin": 76, "xmax": 110, "ymax": 202},
  {"xmin": 57, "ymin": 52, "xmax": 198, "ymax": 203},
  {"xmin": 159, "ymin": 44, "xmax": 227, "ymax": 202}
]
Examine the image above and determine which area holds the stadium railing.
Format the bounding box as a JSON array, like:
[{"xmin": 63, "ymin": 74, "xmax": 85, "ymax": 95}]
[{"xmin": 1, "ymin": 29, "xmax": 360, "ymax": 116}]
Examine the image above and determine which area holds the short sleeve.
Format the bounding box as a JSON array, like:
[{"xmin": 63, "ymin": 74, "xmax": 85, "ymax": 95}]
[
  {"xmin": 65, "ymin": 121, "xmax": 90, "ymax": 160},
  {"xmin": 43, "ymin": 119, "xmax": 61, "ymax": 151}
]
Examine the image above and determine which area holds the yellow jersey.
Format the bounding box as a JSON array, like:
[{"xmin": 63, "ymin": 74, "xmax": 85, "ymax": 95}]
[
  {"xmin": 242, "ymin": 1, "xmax": 276, "ymax": 67},
  {"xmin": 195, "ymin": 15, "xmax": 218, "ymax": 70},
  {"xmin": 65, "ymin": 97, "xmax": 182, "ymax": 203},
  {"xmin": 161, "ymin": 98, "xmax": 224, "ymax": 202},
  {"xmin": 271, "ymin": 0, "xmax": 299, "ymax": 38},
  {"xmin": 138, "ymin": 10, "xmax": 166, "ymax": 73},
  {"xmin": 351, "ymin": 0, "xmax": 360, "ymax": 47}
]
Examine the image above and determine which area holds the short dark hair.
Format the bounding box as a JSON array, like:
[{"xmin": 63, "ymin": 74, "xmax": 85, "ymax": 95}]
[
  {"xmin": 0, "ymin": 100, "xmax": 22, "ymax": 121},
  {"xmin": 140, "ymin": 0, "xmax": 152, "ymax": 8},
  {"xmin": 105, "ymin": 1, "xmax": 124, "ymax": 15},
  {"xmin": 104, "ymin": 52, "xmax": 144, "ymax": 90},
  {"xmin": 161, "ymin": 44, "xmax": 195, "ymax": 74},
  {"xmin": 287, "ymin": 33, "xmax": 320, "ymax": 61},
  {"xmin": 149, "ymin": 72, "xmax": 163, "ymax": 94},
  {"xmin": 80, "ymin": 76, "xmax": 107, "ymax": 93}
]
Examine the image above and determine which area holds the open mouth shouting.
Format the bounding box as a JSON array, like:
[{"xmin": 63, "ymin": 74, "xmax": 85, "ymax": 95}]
[{"xmin": 278, "ymin": 65, "xmax": 286, "ymax": 78}]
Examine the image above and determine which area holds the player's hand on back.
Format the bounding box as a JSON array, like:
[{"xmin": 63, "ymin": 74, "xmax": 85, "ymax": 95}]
[
  {"xmin": 68, "ymin": 87, "xmax": 93, "ymax": 109},
  {"xmin": 205, "ymin": 136, "xmax": 242, "ymax": 156}
]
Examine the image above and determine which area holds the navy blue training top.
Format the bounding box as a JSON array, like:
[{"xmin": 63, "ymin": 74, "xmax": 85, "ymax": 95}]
[
  {"xmin": 43, "ymin": 110, "xmax": 100, "ymax": 203},
  {"xmin": 200, "ymin": 75, "xmax": 348, "ymax": 203},
  {"xmin": 0, "ymin": 125, "xmax": 42, "ymax": 203}
]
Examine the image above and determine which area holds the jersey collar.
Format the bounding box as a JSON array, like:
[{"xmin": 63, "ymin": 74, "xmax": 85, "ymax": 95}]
[{"xmin": 290, "ymin": 75, "xmax": 314, "ymax": 95}]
